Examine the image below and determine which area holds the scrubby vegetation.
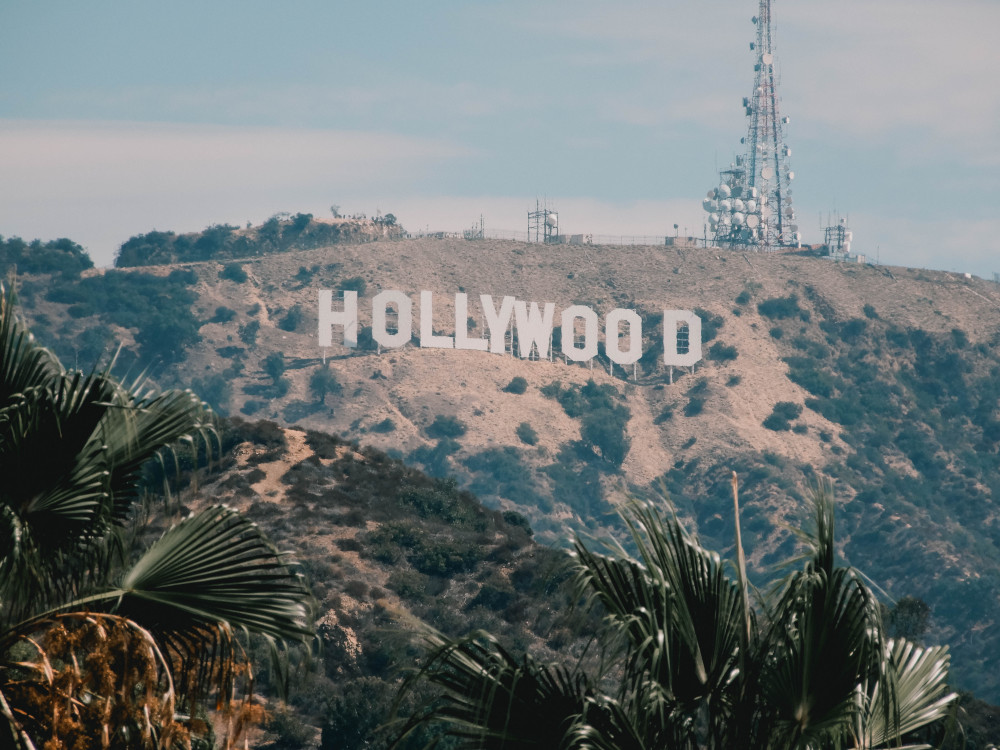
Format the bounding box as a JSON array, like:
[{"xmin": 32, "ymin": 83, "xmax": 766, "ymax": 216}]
[
  {"xmin": 115, "ymin": 215, "xmax": 404, "ymax": 267},
  {"xmin": 205, "ymin": 422, "xmax": 586, "ymax": 748}
]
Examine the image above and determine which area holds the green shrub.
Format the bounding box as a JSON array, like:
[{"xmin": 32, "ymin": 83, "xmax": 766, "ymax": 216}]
[
  {"xmin": 309, "ymin": 363, "xmax": 342, "ymax": 403},
  {"xmin": 515, "ymin": 421, "xmax": 538, "ymax": 445},
  {"xmin": 503, "ymin": 376, "xmax": 528, "ymax": 394},
  {"xmin": 763, "ymin": 401, "xmax": 802, "ymax": 431},
  {"xmin": 211, "ymin": 306, "xmax": 237, "ymax": 324},
  {"xmin": 758, "ymin": 295, "xmax": 804, "ymax": 320},
  {"xmin": 241, "ymin": 400, "xmax": 266, "ymax": 415},
  {"xmin": 220, "ymin": 263, "xmax": 248, "ymax": 283},
  {"xmin": 770, "ymin": 326, "xmax": 784, "ymax": 340},
  {"xmin": 426, "ymin": 414, "xmax": 467, "ymax": 439},
  {"xmin": 683, "ymin": 397, "xmax": 705, "ymax": 417},
  {"xmin": 693, "ymin": 307, "xmax": 724, "ymax": 342},
  {"xmin": 263, "ymin": 351, "xmax": 286, "ymax": 382},
  {"xmin": 773, "ymin": 401, "xmax": 803, "ymax": 420},
  {"xmin": 278, "ymin": 304, "xmax": 304, "ymax": 332},
  {"xmin": 735, "ymin": 290, "xmax": 751, "ymax": 306},
  {"xmin": 708, "ymin": 341, "xmax": 738, "ymax": 361},
  {"xmin": 502, "ymin": 510, "xmax": 533, "ymax": 536},
  {"xmin": 581, "ymin": 409, "xmax": 630, "ymax": 465},
  {"xmin": 653, "ymin": 406, "xmax": 673, "ymax": 424},
  {"xmin": 540, "ymin": 381, "xmax": 562, "ymax": 399},
  {"xmin": 372, "ymin": 418, "xmax": 396, "ymax": 433},
  {"xmin": 342, "ymin": 276, "xmax": 367, "ymax": 295},
  {"xmin": 239, "ymin": 320, "xmax": 260, "ymax": 347}
]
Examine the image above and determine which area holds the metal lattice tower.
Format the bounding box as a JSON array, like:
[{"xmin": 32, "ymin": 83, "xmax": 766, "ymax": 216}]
[
  {"xmin": 703, "ymin": 0, "xmax": 798, "ymax": 251},
  {"xmin": 528, "ymin": 199, "xmax": 559, "ymax": 243}
]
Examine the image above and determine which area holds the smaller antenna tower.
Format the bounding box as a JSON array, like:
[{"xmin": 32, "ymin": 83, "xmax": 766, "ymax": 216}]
[
  {"xmin": 528, "ymin": 200, "xmax": 559, "ymax": 243},
  {"xmin": 823, "ymin": 213, "xmax": 853, "ymax": 260},
  {"xmin": 463, "ymin": 215, "xmax": 485, "ymax": 240}
]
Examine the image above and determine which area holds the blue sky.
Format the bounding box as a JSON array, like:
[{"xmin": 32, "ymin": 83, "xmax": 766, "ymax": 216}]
[{"xmin": 1, "ymin": 0, "xmax": 998, "ymax": 276}]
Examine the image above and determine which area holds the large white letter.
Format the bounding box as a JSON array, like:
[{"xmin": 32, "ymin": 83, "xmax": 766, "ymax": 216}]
[
  {"xmin": 513, "ymin": 300, "xmax": 555, "ymax": 359},
  {"xmin": 420, "ymin": 290, "xmax": 454, "ymax": 349},
  {"xmin": 454, "ymin": 293, "xmax": 488, "ymax": 351},
  {"xmin": 605, "ymin": 309, "xmax": 643, "ymax": 365},
  {"xmin": 561, "ymin": 304, "xmax": 599, "ymax": 362},
  {"xmin": 372, "ymin": 290, "xmax": 412, "ymax": 348},
  {"xmin": 662, "ymin": 310, "xmax": 703, "ymax": 366},
  {"xmin": 318, "ymin": 289, "xmax": 358, "ymax": 348},
  {"xmin": 480, "ymin": 294, "xmax": 516, "ymax": 354}
]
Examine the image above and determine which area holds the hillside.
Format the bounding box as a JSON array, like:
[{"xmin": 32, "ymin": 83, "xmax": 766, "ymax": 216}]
[
  {"xmin": 9, "ymin": 231, "xmax": 1000, "ymax": 701},
  {"xmin": 175, "ymin": 418, "xmax": 586, "ymax": 748}
]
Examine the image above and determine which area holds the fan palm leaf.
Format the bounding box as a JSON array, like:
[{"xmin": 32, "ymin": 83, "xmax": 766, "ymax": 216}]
[
  {"xmin": 393, "ymin": 628, "xmax": 599, "ymax": 749},
  {"xmin": 0, "ymin": 288, "xmax": 316, "ymax": 747},
  {"xmin": 852, "ymin": 639, "xmax": 956, "ymax": 749}
]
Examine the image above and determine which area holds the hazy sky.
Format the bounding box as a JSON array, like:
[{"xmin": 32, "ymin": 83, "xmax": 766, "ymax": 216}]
[{"xmin": 1, "ymin": 1, "xmax": 998, "ymax": 276}]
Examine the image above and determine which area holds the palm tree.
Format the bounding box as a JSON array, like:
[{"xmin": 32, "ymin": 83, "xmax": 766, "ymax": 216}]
[
  {"xmin": 394, "ymin": 476, "xmax": 955, "ymax": 749},
  {"xmin": 0, "ymin": 287, "xmax": 316, "ymax": 749}
]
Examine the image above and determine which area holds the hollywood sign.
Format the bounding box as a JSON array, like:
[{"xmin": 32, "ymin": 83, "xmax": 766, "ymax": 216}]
[{"xmin": 318, "ymin": 290, "xmax": 702, "ymax": 367}]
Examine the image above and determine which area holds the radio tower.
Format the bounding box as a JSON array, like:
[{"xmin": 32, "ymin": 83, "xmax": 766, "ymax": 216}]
[{"xmin": 703, "ymin": 0, "xmax": 799, "ymax": 250}]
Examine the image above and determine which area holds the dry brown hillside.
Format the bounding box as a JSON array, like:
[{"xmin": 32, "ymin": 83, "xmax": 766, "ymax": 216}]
[{"xmin": 25, "ymin": 235, "xmax": 1000, "ymax": 699}]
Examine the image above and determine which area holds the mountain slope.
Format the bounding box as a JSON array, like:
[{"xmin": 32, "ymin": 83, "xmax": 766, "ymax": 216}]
[{"xmin": 11, "ymin": 233, "xmax": 1000, "ymax": 700}]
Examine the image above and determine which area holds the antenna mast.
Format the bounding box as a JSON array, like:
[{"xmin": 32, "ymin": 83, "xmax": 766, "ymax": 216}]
[{"xmin": 703, "ymin": 0, "xmax": 798, "ymax": 251}]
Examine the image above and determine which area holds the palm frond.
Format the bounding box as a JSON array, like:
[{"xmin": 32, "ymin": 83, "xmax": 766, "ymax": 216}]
[
  {"xmin": 759, "ymin": 484, "xmax": 895, "ymax": 749},
  {"xmin": 393, "ymin": 628, "xmax": 600, "ymax": 750},
  {"xmin": 0, "ymin": 285, "xmax": 61, "ymax": 405},
  {"xmin": 114, "ymin": 505, "xmax": 315, "ymax": 643},
  {"xmin": 853, "ymin": 639, "xmax": 956, "ymax": 749}
]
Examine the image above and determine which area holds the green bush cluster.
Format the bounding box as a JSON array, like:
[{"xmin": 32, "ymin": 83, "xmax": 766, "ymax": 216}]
[
  {"xmin": 425, "ymin": 414, "xmax": 467, "ymax": 439},
  {"xmin": 44, "ymin": 268, "xmax": 201, "ymax": 365},
  {"xmin": 762, "ymin": 401, "xmax": 802, "ymax": 431},
  {"xmin": 757, "ymin": 295, "xmax": 807, "ymax": 320},
  {"xmin": 503, "ymin": 376, "xmax": 528, "ymax": 394},
  {"xmin": 115, "ymin": 214, "xmax": 375, "ymax": 266},
  {"xmin": 0, "ymin": 236, "xmax": 92, "ymax": 279},
  {"xmin": 542, "ymin": 380, "xmax": 631, "ymax": 467},
  {"xmin": 515, "ymin": 421, "xmax": 538, "ymax": 445}
]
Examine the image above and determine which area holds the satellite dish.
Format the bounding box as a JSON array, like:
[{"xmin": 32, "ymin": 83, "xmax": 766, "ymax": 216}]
[
  {"xmin": 760, "ymin": 205, "xmax": 772, "ymax": 218},
  {"xmin": 762, "ymin": 53, "xmax": 773, "ymax": 65},
  {"xmin": 761, "ymin": 166, "xmax": 774, "ymax": 179},
  {"xmin": 746, "ymin": 214, "xmax": 760, "ymax": 228}
]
